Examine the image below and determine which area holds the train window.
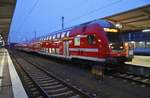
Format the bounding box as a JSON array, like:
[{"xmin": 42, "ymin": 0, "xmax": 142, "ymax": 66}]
[
  {"xmin": 146, "ymin": 42, "xmax": 150, "ymax": 48},
  {"xmin": 52, "ymin": 35, "xmax": 54, "ymax": 40},
  {"xmin": 61, "ymin": 32, "xmax": 66, "ymax": 38},
  {"xmin": 106, "ymin": 32, "xmax": 122, "ymax": 42},
  {"xmin": 53, "ymin": 35, "xmax": 56, "ymax": 39},
  {"xmin": 87, "ymin": 35, "xmax": 95, "ymax": 44},
  {"xmin": 49, "ymin": 36, "xmax": 51, "ymax": 40},
  {"xmin": 57, "ymin": 33, "xmax": 60, "ymax": 39},
  {"xmin": 49, "ymin": 48, "xmax": 51, "ymax": 53},
  {"xmin": 66, "ymin": 31, "xmax": 70, "ymax": 37}
]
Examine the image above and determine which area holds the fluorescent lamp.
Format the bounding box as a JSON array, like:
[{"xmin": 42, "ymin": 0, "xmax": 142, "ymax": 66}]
[
  {"xmin": 116, "ymin": 23, "xmax": 122, "ymax": 28},
  {"xmin": 130, "ymin": 41, "xmax": 135, "ymax": 43},
  {"xmin": 142, "ymin": 29, "xmax": 150, "ymax": 32}
]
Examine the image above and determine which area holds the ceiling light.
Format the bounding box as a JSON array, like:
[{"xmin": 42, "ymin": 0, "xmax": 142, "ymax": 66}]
[{"xmin": 142, "ymin": 29, "xmax": 150, "ymax": 32}]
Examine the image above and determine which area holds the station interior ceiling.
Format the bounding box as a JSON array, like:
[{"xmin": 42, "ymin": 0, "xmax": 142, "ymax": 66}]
[
  {"xmin": 0, "ymin": 2, "xmax": 149, "ymax": 44},
  {"xmin": 105, "ymin": 4, "xmax": 150, "ymax": 32},
  {"xmin": 0, "ymin": 0, "xmax": 16, "ymax": 43}
]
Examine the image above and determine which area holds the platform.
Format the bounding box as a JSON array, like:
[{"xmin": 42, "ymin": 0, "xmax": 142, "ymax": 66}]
[
  {"xmin": 126, "ymin": 55, "xmax": 150, "ymax": 68},
  {"xmin": 0, "ymin": 48, "xmax": 28, "ymax": 98}
]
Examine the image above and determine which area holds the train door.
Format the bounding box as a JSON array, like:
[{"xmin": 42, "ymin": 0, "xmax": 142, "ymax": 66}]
[{"xmin": 63, "ymin": 41, "xmax": 69, "ymax": 56}]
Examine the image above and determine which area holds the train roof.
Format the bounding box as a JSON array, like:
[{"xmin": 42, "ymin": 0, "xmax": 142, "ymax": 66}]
[
  {"xmin": 32, "ymin": 19, "xmax": 116, "ymax": 41},
  {"xmin": 90, "ymin": 19, "xmax": 115, "ymax": 28}
]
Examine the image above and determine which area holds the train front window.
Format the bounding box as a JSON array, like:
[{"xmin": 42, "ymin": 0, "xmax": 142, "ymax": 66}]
[
  {"xmin": 106, "ymin": 32, "xmax": 122, "ymax": 42},
  {"xmin": 106, "ymin": 32, "xmax": 124, "ymax": 51}
]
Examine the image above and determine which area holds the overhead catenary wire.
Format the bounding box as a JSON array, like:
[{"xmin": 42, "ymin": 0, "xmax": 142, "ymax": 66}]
[
  {"xmin": 49, "ymin": 0, "xmax": 122, "ymax": 32},
  {"xmin": 66, "ymin": 0, "xmax": 122, "ymax": 24},
  {"xmin": 17, "ymin": 0, "xmax": 40, "ymax": 34},
  {"xmin": 17, "ymin": 0, "xmax": 122, "ymax": 41}
]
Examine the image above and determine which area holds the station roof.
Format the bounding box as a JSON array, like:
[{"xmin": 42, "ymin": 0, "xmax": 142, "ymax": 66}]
[
  {"xmin": 104, "ymin": 4, "xmax": 150, "ymax": 32},
  {"xmin": 0, "ymin": 2, "xmax": 150, "ymax": 43},
  {"xmin": 0, "ymin": 0, "xmax": 16, "ymax": 42}
]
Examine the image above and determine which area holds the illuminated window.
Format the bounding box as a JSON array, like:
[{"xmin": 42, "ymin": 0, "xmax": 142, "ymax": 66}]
[
  {"xmin": 57, "ymin": 33, "xmax": 60, "ymax": 39},
  {"xmin": 49, "ymin": 36, "xmax": 51, "ymax": 40},
  {"xmin": 49, "ymin": 48, "xmax": 51, "ymax": 53},
  {"xmin": 66, "ymin": 31, "xmax": 70, "ymax": 37},
  {"xmin": 146, "ymin": 42, "xmax": 150, "ymax": 48},
  {"xmin": 61, "ymin": 32, "xmax": 66, "ymax": 38},
  {"xmin": 53, "ymin": 35, "xmax": 56, "ymax": 39},
  {"xmin": 52, "ymin": 48, "xmax": 55, "ymax": 54}
]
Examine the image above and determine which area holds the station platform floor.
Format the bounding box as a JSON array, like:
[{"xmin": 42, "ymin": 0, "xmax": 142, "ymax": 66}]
[
  {"xmin": 126, "ymin": 55, "xmax": 150, "ymax": 68},
  {"xmin": 0, "ymin": 48, "xmax": 28, "ymax": 98}
]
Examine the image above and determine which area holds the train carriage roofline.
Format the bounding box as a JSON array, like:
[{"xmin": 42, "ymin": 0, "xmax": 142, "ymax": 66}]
[{"xmin": 37, "ymin": 19, "xmax": 117, "ymax": 41}]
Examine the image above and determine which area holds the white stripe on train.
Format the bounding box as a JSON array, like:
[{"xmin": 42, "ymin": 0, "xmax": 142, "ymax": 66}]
[
  {"xmin": 37, "ymin": 51, "xmax": 105, "ymax": 62},
  {"xmin": 69, "ymin": 48, "xmax": 98, "ymax": 52}
]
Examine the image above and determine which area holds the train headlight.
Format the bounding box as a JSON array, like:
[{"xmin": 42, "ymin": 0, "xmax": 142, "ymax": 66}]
[
  {"xmin": 120, "ymin": 46, "xmax": 123, "ymax": 49},
  {"xmin": 109, "ymin": 43, "xmax": 112, "ymax": 46},
  {"xmin": 109, "ymin": 43, "xmax": 113, "ymax": 49},
  {"xmin": 111, "ymin": 46, "xmax": 114, "ymax": 49}
]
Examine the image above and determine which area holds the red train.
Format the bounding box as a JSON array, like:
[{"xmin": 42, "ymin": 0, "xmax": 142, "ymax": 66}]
[{"xmin": 15, "ymin": 19, "xmax": 134, "ymax": 65}]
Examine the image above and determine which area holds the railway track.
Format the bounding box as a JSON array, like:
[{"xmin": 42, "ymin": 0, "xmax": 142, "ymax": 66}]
[
  {"xmin": 11, "ymin": 50, "xmax": 150, "ymax": 98},
  {"xmin": 111, "ymin": 72, "xmax": 150, "ymax": 86},
  {"xmin": 106, "ymin": 65, "xmax": 150, "ymax": 87},
  {"xmin": 11, "ymin": 52, "xmax": 95, "ymax": 98}
]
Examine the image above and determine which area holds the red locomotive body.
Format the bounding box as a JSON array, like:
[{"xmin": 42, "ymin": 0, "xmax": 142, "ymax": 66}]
[{"xmin": 15, "ymin": 19, "xmax": 134, "ymax": 64}]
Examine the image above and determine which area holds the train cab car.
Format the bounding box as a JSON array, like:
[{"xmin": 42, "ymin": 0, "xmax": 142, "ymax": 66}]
[
  {"xmin": 104, "ymin": 29, "xmax": 134, "ymax": 63},
  {"xmin": 69, "ymin": 21, "xmax": 109, "ymax": 62},
  {"xmin": 105, "ymin": 27, "xmax": 133, "ymax": 62},
  {"xmin": 69, "ymin": 20, "xmax": 134, "ymax": 63}
]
